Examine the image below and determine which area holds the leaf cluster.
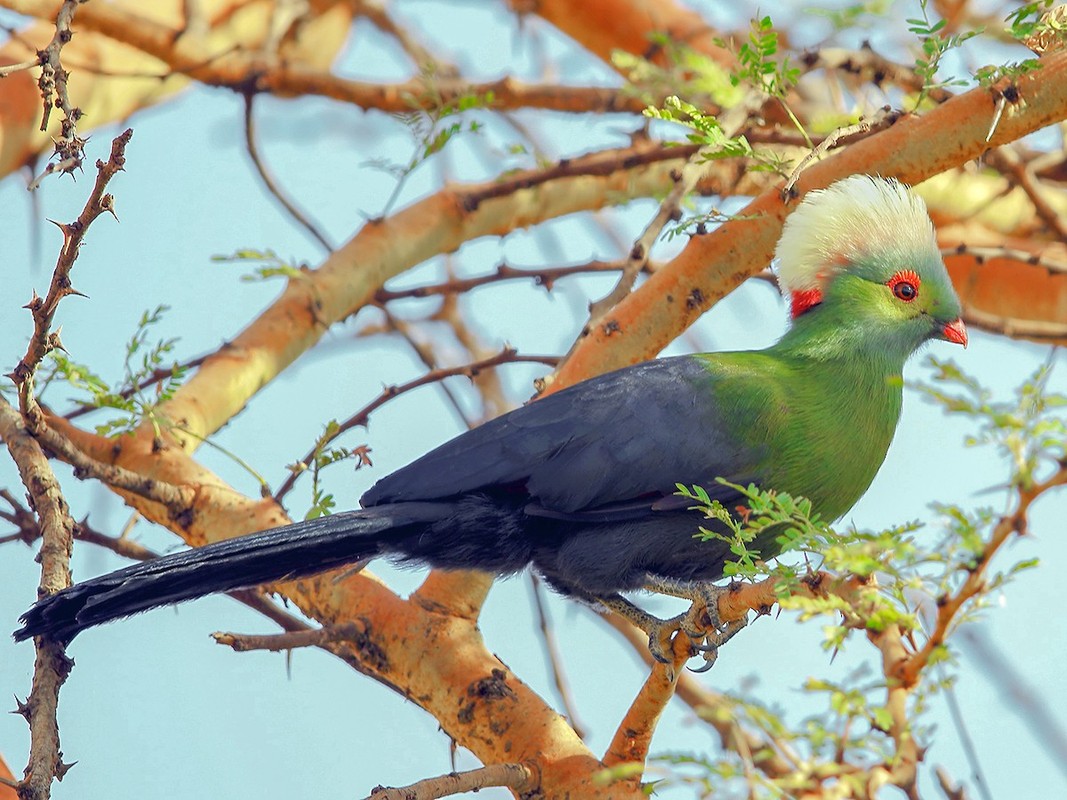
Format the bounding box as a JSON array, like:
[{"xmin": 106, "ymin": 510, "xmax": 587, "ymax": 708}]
[
  {"xmin": 907, "ymin": 0, "xmax": 980, "ymax": 106},
  {"xmin": 285, "ymin": 419, "xmax": 372, "ymax": 520},
  {"xmin": 211, "ymin": 248, "xmax": 306, "ymax": 282},
  {"xmin": 43, "ymin": 304, "xmax": 187, "ymax": 438}
]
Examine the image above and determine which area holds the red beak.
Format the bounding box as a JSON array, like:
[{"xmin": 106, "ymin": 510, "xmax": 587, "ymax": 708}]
[{"xmin": 940, "ymin": 318, "xmax": 968, "ymax": 347}]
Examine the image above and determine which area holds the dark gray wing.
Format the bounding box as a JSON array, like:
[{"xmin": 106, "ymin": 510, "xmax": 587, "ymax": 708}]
[{"xmin": 361, "ymin": 356, "xmax": 763, "ymax": 513}]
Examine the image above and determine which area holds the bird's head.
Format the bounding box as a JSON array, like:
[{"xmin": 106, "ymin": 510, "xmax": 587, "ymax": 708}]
[{"xmin": 775, "ymin": 175, "xmax": 967, "ymax": 353}]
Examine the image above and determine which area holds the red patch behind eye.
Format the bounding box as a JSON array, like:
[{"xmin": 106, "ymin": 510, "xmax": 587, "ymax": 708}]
[
  {"xmin": 790, "ymin": 288, "xmax": 823, "ymax": 318},
  {"xmin": 887, "ymin": 269, "xmax": 921, "ymax": 302}
]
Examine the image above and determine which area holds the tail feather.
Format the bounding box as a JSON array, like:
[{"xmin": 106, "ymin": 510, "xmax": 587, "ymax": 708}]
[{"xmin": 14, "ymin": 504, "xmax": 444, "ymax": 643}]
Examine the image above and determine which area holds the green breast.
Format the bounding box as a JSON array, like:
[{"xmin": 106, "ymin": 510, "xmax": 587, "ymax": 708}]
[{"xmin": 703, "ymin": 350, "xmax": 904, "ymax": 521}]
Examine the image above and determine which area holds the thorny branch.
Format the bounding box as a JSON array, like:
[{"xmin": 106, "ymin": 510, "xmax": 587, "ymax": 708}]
[
  {"xmin": 0, "ymin": 397, "xmax": 73, "ymax": 800},
  {"xmin": 375, "ymin": 259, "xmax": 645, "ymax": 301},
  {"xmin": 29, "ymin": 0, "xmax": 85, "ymax": 187},
  {"xmin": 8, "ymin": 129, "xmax": 133, "ymax": 432}
]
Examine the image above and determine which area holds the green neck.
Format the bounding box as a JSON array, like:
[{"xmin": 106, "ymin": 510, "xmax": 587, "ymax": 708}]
[
  {"xmin": 733, "ymin": 303, "xmax": 915, "ymax": 521},
  {"xmin": 773, "ymin": 301, "xmax": 918, "ymax": 373}
]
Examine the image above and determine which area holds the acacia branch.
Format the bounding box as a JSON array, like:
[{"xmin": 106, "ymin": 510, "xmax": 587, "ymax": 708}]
[
  {"xmin": 363, "ymin": 763, "xmax": 534, "ymax": 800},
  {"xmin": 28, "ymin": 0, "xmax": 84, "ymax": 186},
  {"xmin": 5, "ymin": 0, "xmax": 648, "ymax": 115},
  {"xmin": 0, "ymin": 397, "xmax": 73, "ymax": 800},
  {"xmin": 899, "ymin": 467, "xmax": 1067, "ymax": 687},
  {"xmin": 602, "ymin": 634, "xmax": 690, "ymax": 771},
  {"xmin": 7, "ymin": 129, "xmax": 132, "ymax": 432}
]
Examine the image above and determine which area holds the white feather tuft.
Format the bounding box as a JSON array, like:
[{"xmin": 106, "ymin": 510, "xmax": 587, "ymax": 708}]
[{"xmin": 775, "ymin": 175, "xmax": 939, "ymax": 295}]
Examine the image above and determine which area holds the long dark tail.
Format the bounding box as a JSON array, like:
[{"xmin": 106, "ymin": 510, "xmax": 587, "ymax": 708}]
[{"xmin": 14, "ymin": 503, "xmax": 450, "ymax": 643}]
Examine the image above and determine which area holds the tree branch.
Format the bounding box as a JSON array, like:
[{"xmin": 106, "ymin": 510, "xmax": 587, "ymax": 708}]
[
  {"xmin": 0, "ymin": 397, "xmax": 74, "ymax": 800},
  {"xmin": 363, "ymin": 762, "xmax": 534, "ymax": 800},
  {"xmin": 7, "ymin": 129, "xmax": 132, "ymax": 432}
]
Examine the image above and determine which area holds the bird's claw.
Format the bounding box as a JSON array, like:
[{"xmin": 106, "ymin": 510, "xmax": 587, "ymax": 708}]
[{"xmin": 646, "ymin": 613, "xmax": 686, "ymax": 665}]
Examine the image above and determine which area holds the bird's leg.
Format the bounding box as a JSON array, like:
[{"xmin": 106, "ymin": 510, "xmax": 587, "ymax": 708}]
[
  {"xmin": 643, "ymin": 577, "xmax": 748, "ymax": 671},
  {"xmin": 593, "ymin": 593, "xmax": 687, "ymax": 665}
]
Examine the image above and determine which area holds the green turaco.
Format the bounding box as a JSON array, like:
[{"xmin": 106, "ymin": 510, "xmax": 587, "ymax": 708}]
[{"xmin": 16, "ymin": 175, "xmax": 966, "ymax": 662}]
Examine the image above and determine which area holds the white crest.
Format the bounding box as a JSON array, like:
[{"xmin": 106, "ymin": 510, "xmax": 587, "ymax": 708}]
[{"xmin": 775, "ymin": 175, "xmax": 939, "ymax": 295}]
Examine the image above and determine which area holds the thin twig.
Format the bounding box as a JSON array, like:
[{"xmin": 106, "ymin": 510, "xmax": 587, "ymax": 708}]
[
  {"xmin": 212, "ymin": 621, "xmax": 368, "ymax": 653},
  {"xmin": 374, "ymin": 308, "xmax": 472, "ymax": 428},
  {"xmin": 528, "ymin": 574, "xmax": 587, "ymax": 739},
  {"xmin": 585, "ymin": 157, "xmax": 698, "ymax": 322},
  {"xmin": 353, "ymin": 0, "xmax": 456, "ymax": 75},
  {"xmin": 363, "ymin": 763, "xmax": 534, "ymax": 800},
  {"xmin": 944, "ymin": 243, "xmax": 1067, "ymax": 276},
  {"xmin": 375, "ymin": 259, "xmax": 637, "ymax": 301},
  {"xmin": 0, "ymin": 58, "xmax": 42, "ymax": 78},
  {"xmin": 940, "ymin": 668, "xmax": 995, "ymax": 800},
  {"xmin": 242, "ymin": 93, "xmax": 333, "ymax": 252},
  {"xmin": 272, "ymin": 348, "xmax": 558, "ymax": 503},
  {"xmin": 64, "ymin": 354, "xmax": 209, "ymax": 420},
  {"xmin": 783, "ymin": 107, "xmax": 903, "ymax": 195}
]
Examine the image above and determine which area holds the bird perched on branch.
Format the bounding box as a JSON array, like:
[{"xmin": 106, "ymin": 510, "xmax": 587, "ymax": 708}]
[{"xmin": 15, "ymin": 175, "xmax": 967, "ymax": 663}]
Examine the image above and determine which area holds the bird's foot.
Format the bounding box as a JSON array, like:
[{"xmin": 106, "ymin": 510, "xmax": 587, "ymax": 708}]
[
  {"xmin": 592, "ymin": 594, "xmax": 687, "ymax": 666},
  {"xmin": 644, "ymin": 612, "xmax": 687, "ymax": 665},
  {"xmin": 644, "ymin": 578, "xmax": 748, "ymax": 672},
  {"xmin": 593, "ymin": 586, "xmax": 746, "ymax": 672}
]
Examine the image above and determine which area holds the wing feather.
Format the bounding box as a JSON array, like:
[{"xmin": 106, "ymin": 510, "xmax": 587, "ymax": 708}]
[{"xmin": 361, "ymin": 356, "xmax": 762, "ymax": 513}]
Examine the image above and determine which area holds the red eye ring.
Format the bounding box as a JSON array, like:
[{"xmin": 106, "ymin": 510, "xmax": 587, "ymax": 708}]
[{"xmin": 888, "ymin": 270, "xmax": 921, "ymax": 302}]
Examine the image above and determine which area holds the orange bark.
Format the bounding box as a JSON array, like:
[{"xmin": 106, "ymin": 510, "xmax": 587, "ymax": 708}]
[
  {"xmin": 526, "ymin": 0, "xmax": 735, "ymax": 68},
  {"xmin": 0, "ymin": 754, "xmax": 17, "ymax": 800},
  {"xmin": 944, "ymin": 245, "xmax": 1067, "ymax": 344}
]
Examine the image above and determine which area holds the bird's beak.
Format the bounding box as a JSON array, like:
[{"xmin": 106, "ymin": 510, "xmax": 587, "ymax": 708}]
[{"xmin": 939, "ymin": 318, "xmax": 968, "ymax": 347}]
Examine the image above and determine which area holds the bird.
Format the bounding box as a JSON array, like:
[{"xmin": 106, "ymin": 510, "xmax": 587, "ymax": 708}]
[{"xmin": 14, "ymin": 175, "xmax": 967, "ymax": 661}]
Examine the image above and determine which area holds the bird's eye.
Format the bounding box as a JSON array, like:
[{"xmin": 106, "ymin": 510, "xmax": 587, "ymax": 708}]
[{"xmin": 887, "ymin": 270, "xmax": 920, "ymax": 303}]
